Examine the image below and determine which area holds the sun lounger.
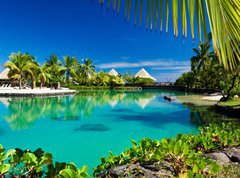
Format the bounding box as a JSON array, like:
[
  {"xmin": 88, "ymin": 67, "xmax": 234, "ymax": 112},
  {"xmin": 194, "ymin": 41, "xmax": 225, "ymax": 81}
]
[{"xmin": 0, "ymin": 84, "xmax": 6, "ymax": 89}]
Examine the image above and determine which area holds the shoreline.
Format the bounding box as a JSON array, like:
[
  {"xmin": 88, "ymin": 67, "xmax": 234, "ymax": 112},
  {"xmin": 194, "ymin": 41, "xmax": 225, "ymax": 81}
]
[
  {"xmin": 0, "ymin": 88, "xmax": 76, "ymax": 97},
  {"xmin": 201, "ymin": 95, "xmax": 222, "ymax": 101}
]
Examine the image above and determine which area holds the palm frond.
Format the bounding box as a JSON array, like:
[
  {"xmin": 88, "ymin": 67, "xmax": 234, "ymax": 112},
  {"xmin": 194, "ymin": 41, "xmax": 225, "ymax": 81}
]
[{"xmin": 99, "ymin": 0, "xmax": 240, "ymax": 70}]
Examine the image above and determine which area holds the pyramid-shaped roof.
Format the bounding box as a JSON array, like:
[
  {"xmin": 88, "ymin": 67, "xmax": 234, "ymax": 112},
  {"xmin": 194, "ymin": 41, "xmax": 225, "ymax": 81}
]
[
  {"xmin": 108, "ymin": 69, "xmax": 118, "ymax": 76},
  {"xmin": 135, "ymin": 68, "xmax": 156, "ymax": 81},
  {"xmin": 0, "ymin": 68, "xmax": 10, "ymax": 80},
  {"xmin": 135, "ymin": 95, "xmax": 156, "ymax": 109}
]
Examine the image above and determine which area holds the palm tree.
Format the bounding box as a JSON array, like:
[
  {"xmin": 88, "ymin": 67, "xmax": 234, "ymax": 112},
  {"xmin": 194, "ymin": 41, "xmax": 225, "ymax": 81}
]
[
  {"xmin": 81, "ymin": 58, "xmax": 96, "ymax": 84},
  {"xmin": 45, "ymin": 54, "xmax": 62, "ymax": 67},
  {"xmin": 62, "ymin": 56, "xmax": 78, "ymax": 84},
  {"xmin": 4, "ymin": 52, "xmax": 37, "ymax": 89},
  {"xmin": 99, "ymin": 0, "xmax": 240, "ymax": 70},
  {"xmin": 45, "ymin": 55, "xmax": 64, "ymax": 88},
  {"xmin": 37, "ymin": 64, "xmax": 51, "ymax": 88},
  {"xmin": 191, "ymin": 42, "xmax": 214, "ymax": 71}
]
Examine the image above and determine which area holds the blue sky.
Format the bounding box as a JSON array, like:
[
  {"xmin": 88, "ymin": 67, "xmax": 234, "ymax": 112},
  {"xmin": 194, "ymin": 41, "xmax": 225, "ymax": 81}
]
[{"xmin": 0, "ymin": 0, "xmax": 202, "ymax": 81}]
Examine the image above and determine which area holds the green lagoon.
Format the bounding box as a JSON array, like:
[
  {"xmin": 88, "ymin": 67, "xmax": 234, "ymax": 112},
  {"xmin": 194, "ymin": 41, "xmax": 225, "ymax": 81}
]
[{"xmin": 0, "ymin": 90, "xmax": 227, "ymax": 171}]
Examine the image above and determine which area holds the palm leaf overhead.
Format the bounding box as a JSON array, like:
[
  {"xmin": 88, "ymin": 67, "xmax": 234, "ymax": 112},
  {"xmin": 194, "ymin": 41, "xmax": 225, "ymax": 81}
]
[{"xmin": 99, "ymin": 0, "xmax": 240, "ymax": 70}]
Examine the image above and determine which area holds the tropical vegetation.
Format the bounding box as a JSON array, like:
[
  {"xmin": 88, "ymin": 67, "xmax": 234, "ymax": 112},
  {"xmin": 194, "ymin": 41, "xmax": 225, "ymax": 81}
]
[
  {"xmin": 175, "ymin": 38, "xmax": 240, "ymax": 101},
  {"xmin": 4, "ymin": 52, "xmax": 37, "ymax": 89},
  {"xmin": 0, "ymin": 145, "xmax": 89, "ymax": 178},
  {"xmin": 1, "ymin": 121, "xmax": 239, "ymax": 177},
  {"xmin": 3, "ymin": 52, "xmax": 154, "ymax": 89},
  {"xmin": 94, "ymin": 122, "xmax": 240, "ymax": 177}
]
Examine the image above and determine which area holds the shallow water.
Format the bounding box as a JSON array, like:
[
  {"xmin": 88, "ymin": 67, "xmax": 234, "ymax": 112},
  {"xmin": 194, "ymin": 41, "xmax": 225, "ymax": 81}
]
[{"xmin": 0, "ymin": 90, "xmax": 228, "ymax": 172}]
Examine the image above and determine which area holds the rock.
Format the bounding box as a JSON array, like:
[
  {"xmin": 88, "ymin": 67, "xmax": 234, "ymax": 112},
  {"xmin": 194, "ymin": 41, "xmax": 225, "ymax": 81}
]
[
  {"xmin": 141, "ymin": 161, "xmax": 174, "ymax": 177},
  {"xmin": 103, "ymin": 162, "xmax": 174, "ymax": 178},
  {"xmin": 205, "ymin": 152, "xmax": 231, "ymax": 164},
  {"xmin": 223, "ymin": 147, "xmax": 240, "ymax": 162},
  {"xmin": 164, "ymin": 96, "xmax": 175, "ymax": 102},
  {"xmin": 108, "ymin": 165, "xmax": 128, "ymax": 176}
]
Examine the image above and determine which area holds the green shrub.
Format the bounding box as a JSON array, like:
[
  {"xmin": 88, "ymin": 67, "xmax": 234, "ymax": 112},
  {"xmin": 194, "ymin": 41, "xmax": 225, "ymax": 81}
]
[
  {"xmin": 0, "ymin": 146, "xmax": 89, "ymax": 178},
  {"xmin": 94, "ymin": 122, "xmax": 240, "ymax": 177}
]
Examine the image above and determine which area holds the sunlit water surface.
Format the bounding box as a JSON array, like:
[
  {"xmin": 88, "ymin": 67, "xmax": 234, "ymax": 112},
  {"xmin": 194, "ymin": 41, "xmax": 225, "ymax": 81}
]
[{"xmin": 0, "ymin": 90, "xmax": 226, "ymax": 171}]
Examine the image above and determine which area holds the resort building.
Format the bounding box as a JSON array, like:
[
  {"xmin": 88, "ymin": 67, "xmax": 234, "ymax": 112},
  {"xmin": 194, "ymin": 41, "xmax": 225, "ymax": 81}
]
[
  {"xmin": 135, "ymin": 68, "xmax": 156, "ymax": 81},
  {"xmin": 0, "ymin": 68, "xmax": 10, "ymax": 81},
  {"xmin": 0, "ymin": 68, "xmax": 10, "ymax": 85},
  {"xmin": 108, "ymin": 69, "xmax": 119, "ymax": 76}
]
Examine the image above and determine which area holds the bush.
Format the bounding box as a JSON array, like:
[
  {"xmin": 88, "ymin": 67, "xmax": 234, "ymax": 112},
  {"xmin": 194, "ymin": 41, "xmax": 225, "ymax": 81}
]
[
  {"xmin": 0, "ymin": 146, "xmax": 89, "ymax": 178},
  {"xmin": 94, "ymin": 122, "xmax": 240, "ymax": 177}
]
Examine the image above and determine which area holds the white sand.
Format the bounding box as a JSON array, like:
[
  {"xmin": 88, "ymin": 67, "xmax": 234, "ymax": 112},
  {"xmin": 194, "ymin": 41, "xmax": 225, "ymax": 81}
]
[
  {"xmin": 201, "ymin": 95, "xmax": 222, "ymax": 101},
  {"xmin": 0, "ymin": 88, "xmax": 76, "ymax": 96}
]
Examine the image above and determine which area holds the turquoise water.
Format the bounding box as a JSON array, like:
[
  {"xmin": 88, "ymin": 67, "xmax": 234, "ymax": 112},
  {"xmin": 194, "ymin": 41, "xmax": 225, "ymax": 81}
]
[{"xmin": 0, "ymin": 90, "xmax": 208, "ymax": 171}]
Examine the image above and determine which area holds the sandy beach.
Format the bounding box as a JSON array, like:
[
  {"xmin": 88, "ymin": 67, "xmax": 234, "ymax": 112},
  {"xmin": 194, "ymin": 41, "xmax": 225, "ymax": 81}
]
[
  {"xmin": 201, "ymin": 95, "xmax": 223, "ymax": 101},
  {"xmin": 176, "ymin": 94, "xmax": 222, "ymax": 106},
  {"xmin": 0, "ymin": 88, "xmax": 76, "ymax": 96}
]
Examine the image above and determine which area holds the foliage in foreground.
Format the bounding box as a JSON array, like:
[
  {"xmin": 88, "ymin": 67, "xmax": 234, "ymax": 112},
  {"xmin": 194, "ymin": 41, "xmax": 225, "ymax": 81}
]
[
  {"xmin": 94, "ymin": 122, "xmax": 240, "ymax": 177},
  {"xmin": 0, "ymin": 146, "xmax": 89, "ymax": 178},
  {"xmin": 99, "ymin": 0, "xmax": 240, "ymax": 70},
  {"xmin": 1, "ymin": 122, "xmax": 239, "ymax": 177}
]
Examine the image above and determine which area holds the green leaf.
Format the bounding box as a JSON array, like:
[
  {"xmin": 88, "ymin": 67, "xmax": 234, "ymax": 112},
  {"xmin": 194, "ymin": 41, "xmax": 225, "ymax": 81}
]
[
  {"xmin": 0, "ymin": 164, "xmax": 10, "ymax": 174},
  {"xmin": 183, "ymin": 143, "xmax": 189, "ymax": 155},
  {"xmin": 192, "ymin": 163, "xmax": 199, "ymax": 173},
  {"xmin": 188, "ymin": 170, "xmax": 193, "ymax": 178},
  {"xmin": 5, "ymin": 149, "xmax": 16, "ymax": 159},
  {"xmin": 58, "ymin": 168, "xmax": 76, "ymax": 178},
  {"xmin": 173, "ymin": 141, "xmax": 181, "ymax": 155},
  {"xmin": 195, "ymin": 174, "xmax": 204, "ymax": 178},
  {"xmin": 209, "ymin": 162, "xmax": 221, "ymax": 174},
  {"xmin": 131, "ymin": 140, "xmax": 138, "ymax": 148}
]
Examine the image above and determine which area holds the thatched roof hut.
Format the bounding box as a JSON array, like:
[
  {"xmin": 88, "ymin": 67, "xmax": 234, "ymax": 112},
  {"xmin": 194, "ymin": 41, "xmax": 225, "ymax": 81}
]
[
  {"xmin": 108, "ymin": 69, "xmax": 119, "ymax": 76},
  {"xmin": 135, "ymin": 68, "xmax": 156, "ymax": 81},
  {"xmin": 0, "ymin": 68, "xmax": 10, "ymax": 80}
]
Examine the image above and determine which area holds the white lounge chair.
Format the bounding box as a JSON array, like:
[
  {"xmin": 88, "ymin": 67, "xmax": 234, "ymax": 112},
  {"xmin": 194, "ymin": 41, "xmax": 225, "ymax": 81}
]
[
  {"xmin": 6, "ymin": 84, "xmax": 14, "ymax": 90},
  {"xmin": 0, "ymin": 84, "xmax": 6, "ymax": 89},
  {"xmin": 1, "ymin": 84, "xmax": 7, "ymax": 89}
]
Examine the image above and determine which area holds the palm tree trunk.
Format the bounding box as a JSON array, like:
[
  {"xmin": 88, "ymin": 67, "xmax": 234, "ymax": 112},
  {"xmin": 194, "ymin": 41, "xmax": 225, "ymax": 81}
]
[
  {"xmin": 226, "ymin": 74, "xmax": 238, "ymax": 99},
  {"xmin": 19, "ymin": 79, "xmax": 22, "ymax": 89},
  {"xmin": 57, "ymin": 82, "xmax": 60, "ymax": 89},
  {"xmin": 66, "ymin": 71, "xmax": 69, "ymax": 84}
]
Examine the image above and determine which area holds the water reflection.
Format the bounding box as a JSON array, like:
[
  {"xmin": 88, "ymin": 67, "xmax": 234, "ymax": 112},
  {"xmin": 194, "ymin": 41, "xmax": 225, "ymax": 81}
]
[
  {"xmin": 185, "ymin": 103, "xmax": 231, "ymax": 125},
  {"xmin": 74, "ymin": 124, "xmax": 110, "ymax": 132},
  {"xmin": 0, "ymin": 90, "xmax": 234, "ymax": 131}
]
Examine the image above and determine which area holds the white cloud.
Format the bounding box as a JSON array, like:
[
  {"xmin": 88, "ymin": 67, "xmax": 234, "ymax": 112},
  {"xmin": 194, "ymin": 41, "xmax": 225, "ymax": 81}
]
[
  {"xmin": 97, "ymin": 59, "xmax": 189, "ymax": 69},
  {"xmin": 152, "ymin": 66, "xmax": 191, "ymax": 71},
  {"xmin": 155, "ymin": 72, "xmax": 184, "ymax": 82}
]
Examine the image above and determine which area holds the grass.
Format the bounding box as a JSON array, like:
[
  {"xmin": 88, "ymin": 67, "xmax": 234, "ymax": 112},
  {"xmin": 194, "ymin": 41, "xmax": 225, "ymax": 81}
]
[
  {"xmin": 219, "ymin": 98, "xmax": 240, "ymax": 107},
  {"xmin": 68, "ymin": 85, "xmax": 111, "ymax": 90},
  {"xmin": 68, "ymin": 85, "xmax": 142, "ymax": 91}
]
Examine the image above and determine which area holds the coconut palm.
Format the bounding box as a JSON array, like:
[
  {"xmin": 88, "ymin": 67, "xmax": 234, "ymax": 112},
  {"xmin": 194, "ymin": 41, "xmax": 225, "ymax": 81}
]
[
  {"xmin": 45, "ymin": 55, "xmax": 65, "ymax": 88},
  {"xmin": 191, "ymin": 42, "xmax": 214, "ymax": 71},
  {"xmin": 99, "ymin": 0, "xmax": 240, "ymax": 70},
  {"xmin": 4, "ymin": 52, "xmax": 37, "ymax": 89},
  {"xmin": 81, "ymin": 58, "xmax": 96, "ymax": 84},
  {"xmin": 45, "ymin": 54, "xmax": 62, "ymax": 67},
  {"xmin": 37, "ymin": 64, "xmax": 51, "ymax": 88},
  {"xmin": 62, "ymin": 56, "xmax": 79, "ymax": 84}
]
